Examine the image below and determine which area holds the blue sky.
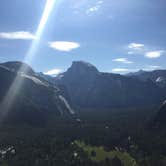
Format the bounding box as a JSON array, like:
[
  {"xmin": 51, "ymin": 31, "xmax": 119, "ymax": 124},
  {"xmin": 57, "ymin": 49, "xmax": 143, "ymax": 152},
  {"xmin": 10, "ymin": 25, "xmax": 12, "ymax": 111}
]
[{"xmin": 0, "ymin": 0, "xmax": 166, "ymax": 75}]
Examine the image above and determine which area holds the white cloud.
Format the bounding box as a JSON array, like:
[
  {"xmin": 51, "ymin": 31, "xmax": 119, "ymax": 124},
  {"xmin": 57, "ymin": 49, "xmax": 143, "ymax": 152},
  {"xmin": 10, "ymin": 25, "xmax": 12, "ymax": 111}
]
[
  {"xmin": 128, "ymin": 43, "xmax": 144, "ymax": 50},
  {"xmin": 44, "ymin": 68, "xmax": 62, "ymax": 75},
  {"xmin": 112, "ymin": 58, "xmax": 133, "ymax": 64},
  {"xmin": 112, "ymin": 68, "xmax": 139, "ymax": 74},
  {"xmin": 86, "ymin": 1, "xmax": 103, "ymax": 15},
  {"xmin": 143, "ymin": 65, "xmax": 162, "ymax": 71},
  {"xmin": 0, "ymin": 31, "xmax": 36, "ymax": 40},
  {"xmin": 97, "ymin": 1, "xmax": 103, "ymax": 5},
  {"xmin": 112, "ymin": 68, "xmax": 129, "ymax": 73},
  {"xmin": 127, "ymin": 43, "xmax": 165, "ymax": 59},
  {"xmin": 86, "ymin": 6, "xmax": 100, "ymax": 14},
  {"xmin": 48, "ymin": 41, "xmax": 80, "ymax": 52},
  {"xmin": 127, "ymin": 51, "xmax": 134, "ymax": 55},
  {"xmin": 145, "ymin": 50, "xmax": 164, "ymax": 58},
  {"xmin": 89, "ymin": 6, "xmax": 98, "ymax": 12}
]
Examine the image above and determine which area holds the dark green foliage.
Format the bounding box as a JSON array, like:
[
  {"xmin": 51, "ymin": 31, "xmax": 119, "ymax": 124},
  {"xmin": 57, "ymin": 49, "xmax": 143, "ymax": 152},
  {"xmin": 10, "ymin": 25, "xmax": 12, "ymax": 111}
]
[
  {"xmin": 111, "ymin": 156, "xmax": 124, "ymax": 166},
  {"xmin": 91, "ymin": 150, "xmax": 96, "ymax": 157},
  {"xmin": 0, "ymin": 104, "xmax": 165, "ymax": 166}
]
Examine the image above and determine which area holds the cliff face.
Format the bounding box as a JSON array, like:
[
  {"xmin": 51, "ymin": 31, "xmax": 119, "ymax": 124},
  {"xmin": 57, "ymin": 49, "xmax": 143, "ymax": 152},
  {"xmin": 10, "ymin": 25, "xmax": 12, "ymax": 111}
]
[
  {"xmin": 153, "ymin": 100, "xmax": 166, "ymax": 128},
  {"xmin": 0, "ymin": 62, "xmax": 74, "ymax": 126}
]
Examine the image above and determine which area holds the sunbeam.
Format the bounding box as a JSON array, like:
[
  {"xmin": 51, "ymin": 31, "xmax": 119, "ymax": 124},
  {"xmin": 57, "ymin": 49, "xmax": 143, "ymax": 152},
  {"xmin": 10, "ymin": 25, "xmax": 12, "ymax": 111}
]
[
  {"xmin": 25, "ymin": 0, "xmax": 57, "ymax": 63},
  {"xmin": 0, "ymin": 0, "xmax": 58, "ymax": 123}
]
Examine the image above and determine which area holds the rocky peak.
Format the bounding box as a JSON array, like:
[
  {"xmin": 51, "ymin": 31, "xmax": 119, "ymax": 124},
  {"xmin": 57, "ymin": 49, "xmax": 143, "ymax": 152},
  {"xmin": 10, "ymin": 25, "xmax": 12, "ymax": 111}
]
[
  {"xmin": 0, "ymin": 61, "xmax": 34, "ymax": 75},
  {"xmin": 66, "ymin": 61, "xmax": 99, "ymax": 77}
]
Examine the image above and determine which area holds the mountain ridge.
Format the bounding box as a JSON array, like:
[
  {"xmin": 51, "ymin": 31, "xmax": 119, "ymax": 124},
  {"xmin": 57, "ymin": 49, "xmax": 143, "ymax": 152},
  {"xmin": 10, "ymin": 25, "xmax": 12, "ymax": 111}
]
[{"xmin": 54, "ymin": 61, "xmax": 166, "ymax": 110}]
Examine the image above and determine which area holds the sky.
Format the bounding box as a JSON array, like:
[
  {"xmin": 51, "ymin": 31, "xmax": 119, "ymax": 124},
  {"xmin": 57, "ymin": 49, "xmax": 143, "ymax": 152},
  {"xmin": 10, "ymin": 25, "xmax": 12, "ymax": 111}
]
[{"xmin": 0, "ymin": 0, "xmax": 166, "ymax": 75}]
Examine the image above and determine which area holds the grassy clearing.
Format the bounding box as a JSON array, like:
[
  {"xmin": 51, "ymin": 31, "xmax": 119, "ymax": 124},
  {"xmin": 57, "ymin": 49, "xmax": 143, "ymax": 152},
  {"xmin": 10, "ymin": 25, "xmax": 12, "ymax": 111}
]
[{"xmin": 75, "ymin": 141, "xmax": 137, "ymax": 166}]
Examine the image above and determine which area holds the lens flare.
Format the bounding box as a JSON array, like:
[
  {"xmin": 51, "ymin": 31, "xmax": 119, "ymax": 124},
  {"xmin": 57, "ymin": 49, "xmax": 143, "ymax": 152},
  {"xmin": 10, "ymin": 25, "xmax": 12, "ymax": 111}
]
[{"xmin": 0, "ymin": 0, "xmax": 57, "ymax": 122}]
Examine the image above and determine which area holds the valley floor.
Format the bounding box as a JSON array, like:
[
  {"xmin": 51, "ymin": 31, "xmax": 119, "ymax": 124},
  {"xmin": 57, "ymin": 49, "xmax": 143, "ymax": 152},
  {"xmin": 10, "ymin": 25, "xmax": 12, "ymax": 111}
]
[{"xmin": 0, "ymin": 107, "xmax": 166, "ymax": 166}]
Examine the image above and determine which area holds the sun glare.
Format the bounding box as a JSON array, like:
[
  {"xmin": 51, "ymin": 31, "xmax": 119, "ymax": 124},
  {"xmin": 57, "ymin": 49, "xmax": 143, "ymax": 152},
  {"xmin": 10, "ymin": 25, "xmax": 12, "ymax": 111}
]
[
  {"xmin": 37, "ymin": 0, "xmax": 56, "ymax": 36},
  {"xmin": 25, "ymin": 0, "xmax": 57, "ymax": 63},
  {"xmin": 0, "ymin": 0, "xmax": 57, "ymax": 122}
]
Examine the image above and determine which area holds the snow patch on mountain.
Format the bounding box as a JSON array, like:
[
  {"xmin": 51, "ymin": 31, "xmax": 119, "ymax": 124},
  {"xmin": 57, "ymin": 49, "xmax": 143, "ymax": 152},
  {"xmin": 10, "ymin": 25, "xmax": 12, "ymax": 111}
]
[{"xmin": 156, "ymin": 76, "xmax": 166, "ymax": 83}]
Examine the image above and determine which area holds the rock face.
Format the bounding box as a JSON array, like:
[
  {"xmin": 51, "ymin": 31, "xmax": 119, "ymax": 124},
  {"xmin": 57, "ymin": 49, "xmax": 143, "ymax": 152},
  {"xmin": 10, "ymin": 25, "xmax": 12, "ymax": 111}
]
[
  {"xmin": 155, "ymin": 77, "xmax": 166, "ymax": 88},
  {"xmin": 0, "ymin": 62, "xmax": 74, "ymax": 126},
  {"xmin": 153, "ymin": 100, "xmax": 166, "ymax": 128},
  {"xmin": 65, "ymin": 61, "xmax": 99, "ymax": 77},
  {"xmin": 55, "ymin": 61, "xmax": 165, "ymax": 109}
]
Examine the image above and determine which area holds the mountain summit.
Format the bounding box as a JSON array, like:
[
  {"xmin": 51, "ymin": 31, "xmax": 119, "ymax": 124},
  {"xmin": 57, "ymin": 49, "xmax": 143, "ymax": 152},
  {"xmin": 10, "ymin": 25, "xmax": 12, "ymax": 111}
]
[
  {"xmin": 65, "ymin": 61, "xmax": 99, "ymax": 77},
  {"xmin": 0, "ymin": 61, "xmax": 34, "ymax": 75},
  {"xmin": 55, "ymin": 61, "xmax": 166, "ymax": 109}
]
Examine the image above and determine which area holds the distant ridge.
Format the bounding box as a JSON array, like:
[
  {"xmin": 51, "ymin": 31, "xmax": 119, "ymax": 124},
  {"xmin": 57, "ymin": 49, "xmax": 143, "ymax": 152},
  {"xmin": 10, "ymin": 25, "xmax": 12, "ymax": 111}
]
[
  {"xmin": 54, "ymin": 61, "xmax": 166, "ymax": 109},
  {"xmin": 126, "ymin": 70, "xmax": 146, "ymax": 76}
]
